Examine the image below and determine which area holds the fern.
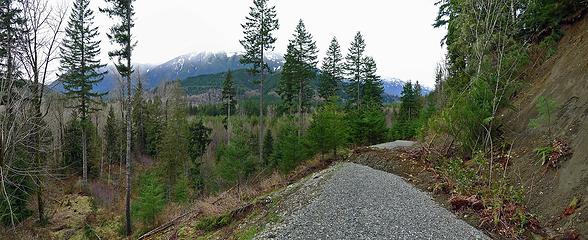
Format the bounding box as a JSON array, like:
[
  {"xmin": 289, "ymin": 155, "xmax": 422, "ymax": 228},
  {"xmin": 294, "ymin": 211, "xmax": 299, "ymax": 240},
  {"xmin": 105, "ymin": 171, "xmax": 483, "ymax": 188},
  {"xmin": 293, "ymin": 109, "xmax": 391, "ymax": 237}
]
[{"xmin": 534, "ymin": 146, "xmax": 554, "ymax": 166}]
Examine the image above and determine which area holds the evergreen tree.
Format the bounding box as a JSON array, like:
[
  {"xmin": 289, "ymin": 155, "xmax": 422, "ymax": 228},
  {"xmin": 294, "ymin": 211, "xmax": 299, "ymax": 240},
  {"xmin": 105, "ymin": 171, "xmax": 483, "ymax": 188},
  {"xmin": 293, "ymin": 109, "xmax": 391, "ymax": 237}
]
[
  {"xmin": 262, "ymin": 129, "xmax": 273, "ymax": 166},
  {"xmin": 100, "ymin": 0, "xmax": 136, "ymax": 234},
  {"xmin": 144, "ymin": 97, "xmax": 163, "ymax": 157},
  {"xmin": 216, "ymin": 124, "xmax": 256, "ymax": 199},
  {"xmin": 158, "ymin": 96, "xmax": 190, "ymax": 200},
  {"xmin": 399, "ymin": 81, "xmax": 418, "ymax": 121},
  {"xmin": 277, "ymin": 43, "xmax": 298, "ymax": 114},
  {"xmin": 272, "ymin": 121, "xmax": 307, "ymax": 173},
  {"xmin": 0, "ymin": 0, "xmax": 22, "ymax": 88},
  {"xmin": 63, "ymin": 115, "xmax": 99, "ymax": 178},
  {"xmin": 319, "ymin": 37, "xmax": 343, "ymax": 101},
  {"xmin": 389, "ymin": 81, "xmax": 425, "ymax": 140},
  {"xmin": 414, "ymin": 81, "xmax": 424, "ymax": 112},
  {"xmin": 132, "ymin": 79, "xmax": 146, "ymax": 154},
  {"xmin": 59, "ymin": 0, "xmax": 106, "ymax": 189},
  {"xmin": 277, "ymin": 19, "xmax": 317, "ymax": 133},
  {"xmin": 221, "ymin": 70, "xmax": 236, "ymax": 143},
  {"xmin": 307, "ymin": 102, "xmax": 349, "ymax": 159},
  {"xmin": 0, "ymin": 0, "xmax": 32, "ymax": 227},
  {"xmin": 188, "ymin": 120, "xmax": 212, "ymax": 193},
  {"xmin": 344, "ymin": 32, "xmax": 366, "ymax": 108},
  {"xmin": 240, "ymin": 0, "xmax": 279, "ymax": 165},
  {"xmin": 347, "ymin": 104, "xmax": 387, "ymax": 145},
  {"xmin": 104, "ymin": 106, "xmax": 121, "ymax": 182},
  {"xmin": 361, "ymin": 56, "xmax": 383, "ymax": 106},
  {"xmin": 132, "ymin": 172, "xmax": 164, "ymax": 227}
]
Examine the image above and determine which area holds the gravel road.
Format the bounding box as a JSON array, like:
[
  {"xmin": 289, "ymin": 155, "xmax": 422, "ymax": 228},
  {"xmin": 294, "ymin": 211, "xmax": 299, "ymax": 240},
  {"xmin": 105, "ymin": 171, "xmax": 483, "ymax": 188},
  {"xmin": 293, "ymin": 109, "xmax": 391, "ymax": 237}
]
[
  {"xmin": 256, "ymin": 162, "xmax": 488, "ymax": 240},
  {"xmin": 370, "ymin": 140, "xmax": 417, "ymax": 150}
]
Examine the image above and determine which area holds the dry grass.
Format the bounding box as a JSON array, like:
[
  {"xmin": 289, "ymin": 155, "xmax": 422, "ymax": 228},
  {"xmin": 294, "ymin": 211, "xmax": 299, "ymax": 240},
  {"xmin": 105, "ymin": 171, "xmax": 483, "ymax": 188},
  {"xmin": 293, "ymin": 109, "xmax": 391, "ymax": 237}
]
[{"xmin": 142, "ymin": 153, "xmax": 338, "ymax": 239}]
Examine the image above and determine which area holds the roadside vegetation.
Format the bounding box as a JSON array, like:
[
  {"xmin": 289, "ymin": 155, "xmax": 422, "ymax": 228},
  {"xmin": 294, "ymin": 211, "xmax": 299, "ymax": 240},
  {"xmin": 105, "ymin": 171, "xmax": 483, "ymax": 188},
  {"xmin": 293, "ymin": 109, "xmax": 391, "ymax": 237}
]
[{"xmin": 1, "ymin": 0, "xmax": 587, "ymax": 239}]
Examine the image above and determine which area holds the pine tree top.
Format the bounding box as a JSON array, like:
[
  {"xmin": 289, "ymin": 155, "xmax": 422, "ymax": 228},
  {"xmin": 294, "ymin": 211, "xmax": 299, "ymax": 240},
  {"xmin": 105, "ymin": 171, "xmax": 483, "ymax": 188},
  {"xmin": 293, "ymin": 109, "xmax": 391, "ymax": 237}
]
[
  {"xmin": 59, "ymin": 0, "xmax": 107, "ymax": 118},
  {"xmin": 239, "ymin": 0, "xmax": 279, "ymax": 74}
]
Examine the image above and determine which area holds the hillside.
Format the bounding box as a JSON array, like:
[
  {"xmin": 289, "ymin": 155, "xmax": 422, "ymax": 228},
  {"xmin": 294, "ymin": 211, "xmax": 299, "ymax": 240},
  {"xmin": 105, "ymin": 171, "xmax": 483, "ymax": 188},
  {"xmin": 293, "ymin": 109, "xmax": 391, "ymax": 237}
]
[
  {"xmin": 181, "ymin": 69, "xmax": 282, "ymax": 97},
  {"xmin": 181, "ymin": 69, "xmax": 419, "ymax": 105},
  {"xmin": 501, "ymin": 14, "xmax": 588, "ymax": 236}
]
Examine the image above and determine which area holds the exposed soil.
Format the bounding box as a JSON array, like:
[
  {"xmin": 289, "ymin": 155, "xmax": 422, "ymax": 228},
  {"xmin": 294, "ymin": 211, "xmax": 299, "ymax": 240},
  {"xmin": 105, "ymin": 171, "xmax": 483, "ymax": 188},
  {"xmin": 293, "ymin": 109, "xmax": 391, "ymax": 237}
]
[{"xmin": 500, "ymin": 13, "xmax": 588, "ymax": 237}]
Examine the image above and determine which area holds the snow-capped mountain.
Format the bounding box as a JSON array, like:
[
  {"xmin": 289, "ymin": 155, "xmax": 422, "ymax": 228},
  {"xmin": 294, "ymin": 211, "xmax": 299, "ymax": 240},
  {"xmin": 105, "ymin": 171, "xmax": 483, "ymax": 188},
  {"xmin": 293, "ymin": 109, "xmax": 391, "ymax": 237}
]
[
  {"xmin": 49, "ymin": 51, "xmax": 285, "ymax": 93},
  {"xmin": 142, "ymin": 51, "xmax": 284, "ymax": 89},
  {"xmin": 381, "ymin": 77, "xmax": 432, "ymax": 97}
]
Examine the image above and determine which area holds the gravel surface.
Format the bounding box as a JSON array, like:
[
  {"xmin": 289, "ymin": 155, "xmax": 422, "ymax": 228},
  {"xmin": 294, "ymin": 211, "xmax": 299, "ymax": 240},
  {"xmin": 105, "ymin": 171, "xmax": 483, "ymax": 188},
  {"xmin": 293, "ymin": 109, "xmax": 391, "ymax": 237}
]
[
  {"xmin": 370, "ymin": 140, "xmax": 417, "ymax": 150},
  {"xmin": 256, "ymin": 163, "xmax": 488, "ymax": 240}
]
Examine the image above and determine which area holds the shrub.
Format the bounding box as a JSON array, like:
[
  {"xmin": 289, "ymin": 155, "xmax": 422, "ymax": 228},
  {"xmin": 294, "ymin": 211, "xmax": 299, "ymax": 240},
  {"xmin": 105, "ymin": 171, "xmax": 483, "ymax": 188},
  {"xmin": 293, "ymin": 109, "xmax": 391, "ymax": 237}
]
[
  {"xmin": 216, "ymin": 124, "xmax": 256, "ymax": 187},
  {"xmin": 173, "ymin": 175, "xmax": 189, "ymax": 203},
  {"xmin": 262, "ymin": 130, "xmax": 274, "ymax": 166},
  {"xmin": 307, "ymin": 102, "xmax": 349, "ymax": 157},
  {"xmin": 195, "ymin": 214, "xmax": 232, "ymax": 232},
  {"xmin": 272, "ymin": 120, "xmax": 309, "ymax": 173},
  {"xmin": 133, "ymin": 173, "xmax": 165, "ymax": 226},
  {"xmin": 347, "ymin": 104, "xmax": 387, "ymax": 145}
]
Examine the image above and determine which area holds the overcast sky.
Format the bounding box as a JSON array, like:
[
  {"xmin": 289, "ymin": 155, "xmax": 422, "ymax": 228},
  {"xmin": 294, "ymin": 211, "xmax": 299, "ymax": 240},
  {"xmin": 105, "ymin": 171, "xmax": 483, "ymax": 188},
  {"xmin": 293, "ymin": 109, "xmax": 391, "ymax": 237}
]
[{"xmin": 52, "ymin": 0, "xmax": 446, "ymax": 87}]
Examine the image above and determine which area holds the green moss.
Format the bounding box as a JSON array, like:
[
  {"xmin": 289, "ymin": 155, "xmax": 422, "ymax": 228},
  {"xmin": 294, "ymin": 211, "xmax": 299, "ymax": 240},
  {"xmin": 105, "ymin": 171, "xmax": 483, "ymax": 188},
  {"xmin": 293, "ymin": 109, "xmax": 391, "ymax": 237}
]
[
  {"xmin": 235, "ymin": 226, "xmax": 261, "ymax": 240},
  {"xmin": 195, "ymin": 214, "xmax": 233, "ymax": 232},
  {"xmin": 266, "ymin": 212, "xmax": 282, "ymax": 223}
]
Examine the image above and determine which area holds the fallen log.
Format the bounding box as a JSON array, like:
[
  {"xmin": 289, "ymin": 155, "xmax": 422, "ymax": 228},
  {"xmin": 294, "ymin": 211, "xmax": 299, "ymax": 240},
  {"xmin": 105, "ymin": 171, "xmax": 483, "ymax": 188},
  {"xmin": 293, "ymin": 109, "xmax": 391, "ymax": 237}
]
[{"xmin": 137, "ymin": 209, "xmax": 201, "ymax": 240}]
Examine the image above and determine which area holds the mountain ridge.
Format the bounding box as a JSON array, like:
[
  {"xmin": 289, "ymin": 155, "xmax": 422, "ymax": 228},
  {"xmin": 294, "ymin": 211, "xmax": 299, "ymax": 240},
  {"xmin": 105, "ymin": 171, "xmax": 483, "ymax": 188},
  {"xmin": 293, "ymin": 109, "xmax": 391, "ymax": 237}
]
[
  {"xmin": 49, "ymin": 50, "xmax": 428, "ymax": 100},
  {"xmin": 49, "ymin": 51, "xmax": 285, "ymax": 93}
]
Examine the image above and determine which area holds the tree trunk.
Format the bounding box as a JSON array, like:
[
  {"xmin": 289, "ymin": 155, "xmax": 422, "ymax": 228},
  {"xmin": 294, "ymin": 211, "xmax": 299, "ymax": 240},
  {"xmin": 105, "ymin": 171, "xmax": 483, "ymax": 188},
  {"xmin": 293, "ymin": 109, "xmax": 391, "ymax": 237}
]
[
  {"xmin": 125, "ymin": 5, "xmax": 133, "ymax": 235},
  {"xmin": 125, "ymin": 79, "xmax": 132, "ymax": 237},
  {"xmin": 259, "ymin": 55, "xmax": 264, "ymax": 165},
  {"xmin": 298, "ymin": 81, "xmax": 303, "ymax": 137},
  {"xmin": 96, "ymin": 115, "xmax": 103, "ymax": 179},
  {"xmin": 227, "ymin": 99, "xmax": 231, "ymax": 144},
  {"xmin": 82, "ymin": 124, "xmax": 88, "ymax": 189}
]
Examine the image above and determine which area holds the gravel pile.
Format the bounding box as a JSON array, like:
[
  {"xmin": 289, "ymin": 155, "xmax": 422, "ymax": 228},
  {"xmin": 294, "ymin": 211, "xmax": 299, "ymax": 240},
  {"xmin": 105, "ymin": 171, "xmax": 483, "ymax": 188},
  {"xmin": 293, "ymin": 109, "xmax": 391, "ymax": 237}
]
[{"xmin": 256, "ymin": 163, "xmax": 488, "ymax": 240}]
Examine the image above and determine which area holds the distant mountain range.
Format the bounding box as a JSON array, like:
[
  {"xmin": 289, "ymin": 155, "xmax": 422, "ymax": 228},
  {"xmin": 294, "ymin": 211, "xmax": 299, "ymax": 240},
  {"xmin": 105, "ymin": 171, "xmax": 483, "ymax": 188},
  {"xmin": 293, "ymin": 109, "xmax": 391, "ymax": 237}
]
[
  {"xmin": 49, "ymin": 51, "xmax": 285, "ymax": 93},
  {"xmin": 49, "ymin": 51, "xmax": 429, "ymax": 103}
]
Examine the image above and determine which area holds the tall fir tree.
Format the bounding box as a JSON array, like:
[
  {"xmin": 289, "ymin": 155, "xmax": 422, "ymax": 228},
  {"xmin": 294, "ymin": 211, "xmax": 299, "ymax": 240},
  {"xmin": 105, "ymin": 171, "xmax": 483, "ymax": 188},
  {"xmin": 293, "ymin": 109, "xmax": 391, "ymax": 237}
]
[
  {"xmin": 319, "ymin": 37, "xmax": 343, "ymax": 101},
  {"xmin": 221, "ymin": 70, "xmax": 236, "ymax": 143},
  {"xmin": 158, "ymin": 101, "xmax": 190, "ymax": 200},
  {"xmin": 344, "ymin": 32, "xmax": 366, "ymax": 108},
  {"xmin": 144, "ymin": 96, "xmax": 163, "ymax": 157},
  {"xmin": 278, "ymin": 19, "xmax": 317, "ymax": 134},
  {"xmin": 100, "ymin": 0, "xmax": 136, "ymax": 235},
  {"xmin": 361, "ymin": 56, "xmax": 383, "ymax": 106},
  {"xmin": 414, "ymin": 81, "xmax": 423, "ymax": 112},
  {"xmin": 104, "ymin": 106, "xmax": 120, "ymax": 183},
  {"xmin": 188, "ymin": 120, "xmax": 212, "ymax": 193},
  {"xmin": 0, "ymin": 0, "xmax": 21, "ymax": 87},
  {"xmin": 132, "ymin": 79, "xmax": 146, "ymax": 153},
  {"xmin": 240, "ymin": 0, "xmax": 279, "ymax": 165},
  {"xmin": 59, "ymin": 0, "xmax": 106, "ymax": 189},
  {"xmin": 278, "ymin": 43, "xmax": 298, "ymax": 114},
  {"xmin": 399, "ymin": 81, "xmax": 417, "ymax": 121}
]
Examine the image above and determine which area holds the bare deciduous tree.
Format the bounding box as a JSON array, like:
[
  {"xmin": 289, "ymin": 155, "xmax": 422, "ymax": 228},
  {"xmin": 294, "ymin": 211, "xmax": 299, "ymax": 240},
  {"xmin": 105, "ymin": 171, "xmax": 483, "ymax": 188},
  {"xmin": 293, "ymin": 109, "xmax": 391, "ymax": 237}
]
[{"xmin": 17, "ymin": 0, "xmax": 66, "ymax": 225}]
